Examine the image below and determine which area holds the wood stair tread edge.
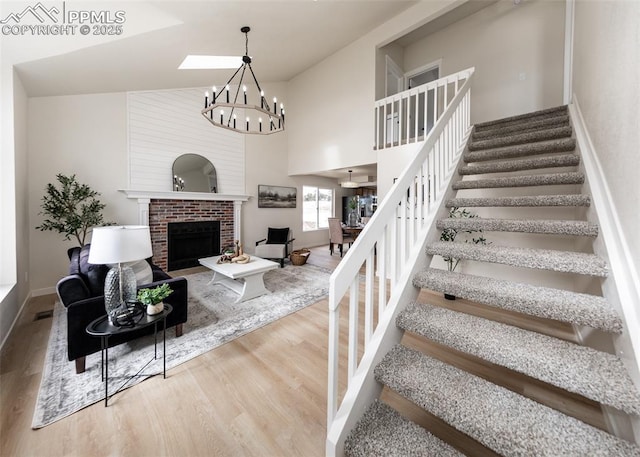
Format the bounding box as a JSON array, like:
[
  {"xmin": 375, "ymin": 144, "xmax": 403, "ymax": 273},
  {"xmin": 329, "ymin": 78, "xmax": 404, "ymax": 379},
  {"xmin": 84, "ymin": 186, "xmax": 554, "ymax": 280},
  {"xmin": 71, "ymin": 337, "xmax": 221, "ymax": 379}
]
[
  {"xmin": 397, "ymin": 302, "xmax": 640, "ymax": 414},
  {"xmin": 344, "ymin": 400, "xmax": 463, "ymax": 457},
  {"xmin": 425, "ymin": 241, "xmax": 608, "ymax": 277},
  {"xmin": 375, "ymin": 345, "xmax": 640, "ymax": 457},
  {"xmin": 412, "ymin": 268, "xmax": 622, "ymax": 333}
]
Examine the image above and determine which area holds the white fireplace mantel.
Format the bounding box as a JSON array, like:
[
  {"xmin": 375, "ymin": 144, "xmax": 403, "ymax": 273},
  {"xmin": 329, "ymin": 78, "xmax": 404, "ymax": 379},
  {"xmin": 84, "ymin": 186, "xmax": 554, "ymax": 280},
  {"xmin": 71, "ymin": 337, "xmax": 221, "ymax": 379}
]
[
  {"xmin": 120, "ymin": 190, "xmax": 250, "ymax": 240},
  {"xmin": 120, "ymin": 190, "xmax": 250, "ymax": 202}
]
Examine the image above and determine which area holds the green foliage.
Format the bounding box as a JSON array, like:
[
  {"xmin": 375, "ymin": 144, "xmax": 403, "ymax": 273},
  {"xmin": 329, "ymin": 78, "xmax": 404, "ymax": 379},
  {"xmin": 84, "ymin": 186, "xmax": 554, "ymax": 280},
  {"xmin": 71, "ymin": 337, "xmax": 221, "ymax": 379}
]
[
  {"xmin": 36, "ymin": 174, "xmax": 109, "ymax": 247},
  {"xmin": 137, "ymin": 283, "xmax": 173, "ymax": 305},
  {"xmin": 439, "ymin": 207, "xmax": 488, "ymax": 272},
  {"xmin": 347, "ymin": 196, "xmax": 358, "ymax": 210}
]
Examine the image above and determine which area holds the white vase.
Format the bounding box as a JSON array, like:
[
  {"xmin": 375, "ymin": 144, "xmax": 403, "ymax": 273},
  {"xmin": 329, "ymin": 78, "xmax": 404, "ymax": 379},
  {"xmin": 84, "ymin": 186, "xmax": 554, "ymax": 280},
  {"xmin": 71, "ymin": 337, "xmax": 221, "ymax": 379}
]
[{"xmin": 146, "ymin": 302, "xmax": 164, "ymax": 315}]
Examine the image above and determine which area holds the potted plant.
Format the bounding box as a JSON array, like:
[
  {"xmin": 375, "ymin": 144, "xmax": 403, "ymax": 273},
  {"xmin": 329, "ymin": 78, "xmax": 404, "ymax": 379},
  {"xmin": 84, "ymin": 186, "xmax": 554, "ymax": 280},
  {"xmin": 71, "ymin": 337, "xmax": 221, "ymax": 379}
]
[
  {"xmin": 137, "ymin": 283, "xmax": 173, "ymax": 315},
  {"xmin": 36, "ymin": 173, "xmax": 110, "ymax": 247},
  {"xmin": 347, "ymin": 196, "xmax": 359, "ymax": 227},
  {"xmin": 439, "ymin": 206, "xmax": 488, "ymax": 299}
]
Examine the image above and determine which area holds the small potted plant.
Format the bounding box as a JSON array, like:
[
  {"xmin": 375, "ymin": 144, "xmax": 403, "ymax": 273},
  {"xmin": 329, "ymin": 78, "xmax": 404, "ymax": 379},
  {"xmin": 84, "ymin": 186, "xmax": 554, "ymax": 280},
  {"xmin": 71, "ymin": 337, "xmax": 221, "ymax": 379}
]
[{"xmin": 137, "ymin": 283, "xmax": 173, "ymax": 315}]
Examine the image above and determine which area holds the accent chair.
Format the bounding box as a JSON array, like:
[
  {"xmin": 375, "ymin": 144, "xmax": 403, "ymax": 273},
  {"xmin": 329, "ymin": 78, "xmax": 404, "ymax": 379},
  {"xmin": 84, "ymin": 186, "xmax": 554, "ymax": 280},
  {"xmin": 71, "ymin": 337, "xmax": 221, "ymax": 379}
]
[
  {"xmin": 328, "ymin": 217, "xmax": 355, "ymax": 257},
  {"xmin": 255, "ymin": 227, "xmax": 295, "ymax": 267}
]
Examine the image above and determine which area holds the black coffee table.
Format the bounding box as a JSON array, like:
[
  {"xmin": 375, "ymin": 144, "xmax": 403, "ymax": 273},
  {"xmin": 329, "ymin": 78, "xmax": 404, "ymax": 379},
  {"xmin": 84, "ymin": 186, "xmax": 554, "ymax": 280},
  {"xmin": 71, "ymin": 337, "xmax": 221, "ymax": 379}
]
[{"xmin": 86, "ymin": 304, "xmax": 172, "ymax": 406}]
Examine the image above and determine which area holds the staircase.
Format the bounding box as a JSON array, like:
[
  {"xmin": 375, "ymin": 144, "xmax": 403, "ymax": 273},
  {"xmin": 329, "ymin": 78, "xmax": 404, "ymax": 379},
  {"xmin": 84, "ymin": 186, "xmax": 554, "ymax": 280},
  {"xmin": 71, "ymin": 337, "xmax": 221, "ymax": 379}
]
[{"xmin": 343, "ymin": 106, "xmax": 640, "ymax": 456}]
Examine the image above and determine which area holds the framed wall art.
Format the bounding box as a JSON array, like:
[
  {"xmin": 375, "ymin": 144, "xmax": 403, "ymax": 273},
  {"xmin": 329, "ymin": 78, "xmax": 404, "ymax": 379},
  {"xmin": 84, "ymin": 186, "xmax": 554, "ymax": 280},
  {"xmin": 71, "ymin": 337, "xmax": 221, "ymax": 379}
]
[{"xmin": 258, "ymin": 185, "xmax": 297, "ymax": 208}]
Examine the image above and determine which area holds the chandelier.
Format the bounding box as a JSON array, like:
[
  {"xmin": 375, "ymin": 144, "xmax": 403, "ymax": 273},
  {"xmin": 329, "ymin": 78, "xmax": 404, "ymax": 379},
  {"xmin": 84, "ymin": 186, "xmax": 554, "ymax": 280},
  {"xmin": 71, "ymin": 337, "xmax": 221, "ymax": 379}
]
[
  {"xmin": 202, "ymin": 27, "xmax": 284, "ymax": 135},
  {"xmin": 341, "ymin": 170, "xmax": 359, "ymax": 188}
]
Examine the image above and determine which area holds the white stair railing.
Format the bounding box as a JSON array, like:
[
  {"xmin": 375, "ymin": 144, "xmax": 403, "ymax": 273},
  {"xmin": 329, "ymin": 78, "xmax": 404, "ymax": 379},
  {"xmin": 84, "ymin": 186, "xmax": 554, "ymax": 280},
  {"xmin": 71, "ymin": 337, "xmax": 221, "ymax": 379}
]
[
  {"xmin": 375, "ymin": 70, "xmax": 473, "ymax": 150},
  {"xmin": 327, "ymin": 67, "xmax": 475, "ymax": 456}
]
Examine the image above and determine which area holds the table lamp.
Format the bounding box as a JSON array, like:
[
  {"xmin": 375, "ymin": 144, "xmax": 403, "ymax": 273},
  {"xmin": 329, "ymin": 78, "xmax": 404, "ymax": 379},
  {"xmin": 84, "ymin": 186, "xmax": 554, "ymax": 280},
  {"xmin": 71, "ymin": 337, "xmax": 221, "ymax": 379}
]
[{"xmin": 88, "ymin": 226, "xmax": 153, "ymax": 325}]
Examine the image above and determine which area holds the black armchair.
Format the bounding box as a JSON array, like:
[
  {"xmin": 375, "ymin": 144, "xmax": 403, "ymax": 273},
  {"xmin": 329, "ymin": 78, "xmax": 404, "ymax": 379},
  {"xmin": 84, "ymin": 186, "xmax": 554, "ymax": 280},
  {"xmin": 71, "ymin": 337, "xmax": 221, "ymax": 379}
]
[{"xmin": 56, "ymin": 244, "xmax": 188, "ymax": 374}]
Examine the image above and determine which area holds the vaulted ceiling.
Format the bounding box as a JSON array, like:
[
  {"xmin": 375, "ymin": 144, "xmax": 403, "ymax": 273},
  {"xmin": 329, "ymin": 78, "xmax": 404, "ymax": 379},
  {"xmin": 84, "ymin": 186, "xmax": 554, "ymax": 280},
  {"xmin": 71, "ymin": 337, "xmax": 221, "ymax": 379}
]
[{"xmin": 2, "ymin": 1, "xmax": 416, "ymax": 97}]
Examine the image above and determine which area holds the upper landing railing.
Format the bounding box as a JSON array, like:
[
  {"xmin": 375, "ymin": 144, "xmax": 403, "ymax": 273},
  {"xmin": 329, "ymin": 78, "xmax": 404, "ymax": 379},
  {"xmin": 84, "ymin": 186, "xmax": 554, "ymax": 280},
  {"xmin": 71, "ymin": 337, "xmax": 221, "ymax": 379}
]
[{"xmin": 374, "ymin": 69, "xmax": 474, "ymax": 150}]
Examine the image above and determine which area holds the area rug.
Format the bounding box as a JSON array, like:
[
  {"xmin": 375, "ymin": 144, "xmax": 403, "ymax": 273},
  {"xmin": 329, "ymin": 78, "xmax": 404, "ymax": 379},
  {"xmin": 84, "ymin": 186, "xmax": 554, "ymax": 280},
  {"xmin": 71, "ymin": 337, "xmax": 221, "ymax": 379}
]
[{"xmin": 32, "ymin": 264, "xmax": 330, "ymax": 428}]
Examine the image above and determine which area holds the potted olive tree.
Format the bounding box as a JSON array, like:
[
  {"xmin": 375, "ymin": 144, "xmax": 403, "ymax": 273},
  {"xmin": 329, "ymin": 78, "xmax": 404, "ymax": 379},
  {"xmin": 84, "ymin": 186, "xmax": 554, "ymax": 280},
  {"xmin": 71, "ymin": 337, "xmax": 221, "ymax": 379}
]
[{"xmin": 36, "ymin": 174, "xmax": 109, "ymax": 247}]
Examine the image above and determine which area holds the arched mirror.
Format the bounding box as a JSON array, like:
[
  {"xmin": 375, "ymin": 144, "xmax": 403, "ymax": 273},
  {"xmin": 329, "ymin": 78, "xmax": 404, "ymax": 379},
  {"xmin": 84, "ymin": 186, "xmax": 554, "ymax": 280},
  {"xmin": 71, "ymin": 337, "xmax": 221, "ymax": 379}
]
[{"xmin": 172, "ymin": 154, "xmax": 218, "ymax": 193}]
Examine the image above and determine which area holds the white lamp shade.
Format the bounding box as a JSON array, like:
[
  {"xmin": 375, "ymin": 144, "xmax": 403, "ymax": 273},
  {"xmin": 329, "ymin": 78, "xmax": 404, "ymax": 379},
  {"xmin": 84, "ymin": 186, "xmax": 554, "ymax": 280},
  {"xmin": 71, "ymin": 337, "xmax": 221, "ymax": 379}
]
[{"xmin": 88, "ymin": 225, "xmax": 153, "ymax": 265}]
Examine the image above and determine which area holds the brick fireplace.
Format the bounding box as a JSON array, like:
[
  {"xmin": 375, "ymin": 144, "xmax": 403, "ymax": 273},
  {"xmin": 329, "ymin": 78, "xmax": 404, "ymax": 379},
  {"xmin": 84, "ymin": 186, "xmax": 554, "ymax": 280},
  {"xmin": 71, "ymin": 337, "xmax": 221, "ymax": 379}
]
[{"xmin": 121, "ymin": 191, "xmax": 249, "ymax": 272}]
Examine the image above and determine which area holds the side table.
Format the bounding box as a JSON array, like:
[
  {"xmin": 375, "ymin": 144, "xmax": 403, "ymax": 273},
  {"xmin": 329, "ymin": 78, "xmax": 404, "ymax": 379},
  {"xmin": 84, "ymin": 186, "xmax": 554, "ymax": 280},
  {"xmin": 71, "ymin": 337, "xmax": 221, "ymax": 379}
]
[{"xmin": 86, "ymin": 304, "xmax": 172, "ymax": 406}]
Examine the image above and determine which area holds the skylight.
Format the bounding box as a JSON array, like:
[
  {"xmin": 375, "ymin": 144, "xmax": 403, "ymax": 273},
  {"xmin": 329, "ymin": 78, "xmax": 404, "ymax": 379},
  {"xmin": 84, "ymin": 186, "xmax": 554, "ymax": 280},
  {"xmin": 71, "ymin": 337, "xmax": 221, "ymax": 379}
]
[{"xmin": 178, "ymin": 55, "xmax": 244, "ymax": 70}]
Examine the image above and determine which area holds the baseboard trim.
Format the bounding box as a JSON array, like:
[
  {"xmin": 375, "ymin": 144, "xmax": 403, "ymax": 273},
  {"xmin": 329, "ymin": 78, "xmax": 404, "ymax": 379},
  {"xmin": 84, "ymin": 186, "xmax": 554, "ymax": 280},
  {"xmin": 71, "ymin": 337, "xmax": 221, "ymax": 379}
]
[
  {"xmin": 31, "ymin": 286, "xmax": 56, "ymax": 297},
  {"xmin": 0, "ymin": 287, "xmax": 31, "ymax": 352}
]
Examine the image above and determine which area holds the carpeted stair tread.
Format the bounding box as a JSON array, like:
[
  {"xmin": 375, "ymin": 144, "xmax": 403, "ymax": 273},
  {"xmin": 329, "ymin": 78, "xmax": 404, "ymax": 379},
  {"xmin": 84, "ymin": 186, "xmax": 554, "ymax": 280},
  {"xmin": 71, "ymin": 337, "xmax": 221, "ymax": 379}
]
[
  {"xmin": 464, "ymin": 138, "xmax": 575, "ymax": 163},
  {"xmin": 446, "ymin": 194, "xmax": 591, "ymax": 208},
  {"xmin": 469, "ymin": 126, "xmax": 572, "ymax": 152},
  {"xmin": 425, "ymin": 241, "xmax": 608, "ymax": 277},
  {"xmin": 459, "ymin": 153, "xmax": 579, "ymax": 175},
  {"xmin": 397, "ymin": 303, "xmax": 640, "ymax": 414},
  {"xmin": 475, "ymin": 105, "xmax": 568, "ymax": 131},
  {"xmin": 375, "ymin": 345, "xmax": 640, "ymax": 457},
  {"xmin": 412, "ymin": 268, "xmax": 622, "ymax": 333},
  {"xmin": 344, "ymin": 399, "xmax": 463, "ymax": 457},
  {"xmin": 472, "ymin": 114, "xmax": 570, "ymax": 140},
  {"xmin": 436, "ymin": 217, "xmax": 598, "ymax": 236},
  {"xmin": 452, "ymin": 172, "xmax": 584, "ymax": 190}
]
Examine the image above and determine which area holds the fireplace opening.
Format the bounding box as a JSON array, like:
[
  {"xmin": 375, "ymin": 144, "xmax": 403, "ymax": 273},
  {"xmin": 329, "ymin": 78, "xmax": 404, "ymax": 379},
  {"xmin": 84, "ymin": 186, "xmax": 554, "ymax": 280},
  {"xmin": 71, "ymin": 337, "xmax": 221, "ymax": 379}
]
[{"xmin": 167, "ymin": 221, "xmax": 220, "ymax": 271}]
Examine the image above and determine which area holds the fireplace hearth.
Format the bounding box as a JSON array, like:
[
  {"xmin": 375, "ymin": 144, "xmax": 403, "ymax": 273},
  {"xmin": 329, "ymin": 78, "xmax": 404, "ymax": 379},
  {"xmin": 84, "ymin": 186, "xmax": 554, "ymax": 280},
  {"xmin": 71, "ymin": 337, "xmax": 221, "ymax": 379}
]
[{"xmin": 167, "ymin": 221, "xmax": 220, "ymax": 271}]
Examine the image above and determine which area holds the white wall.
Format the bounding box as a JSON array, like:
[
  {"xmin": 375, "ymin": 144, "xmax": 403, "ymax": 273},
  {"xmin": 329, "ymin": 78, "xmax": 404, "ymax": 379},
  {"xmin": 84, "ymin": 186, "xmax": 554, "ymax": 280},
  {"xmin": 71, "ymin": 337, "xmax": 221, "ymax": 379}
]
[
  {"xmin": 377, "ymin": 0, "xmax": 564, "ymax": 199},
  {"xmin": 28, "ymin": 92, "xmax": 136, "ymax": 292},
  {"xmin": 572, "ymin": 0, "xmax": 640, "ymax": 276},
  {"xmin": 402, "ymin": 0, "xmax": 565, "ymax": 125},
  {"xmin": 286, "ymin": 0, "xmax": 460, "ymax": 176},
  {"xmin": 0, "ymin": 66, "xmax": 29, "ymax": 349},
  {"xmin": 13, "ymin": 71, "xmax": 30, "ymax": 309},
  {"xmin": 243, "ymin": 83, "xmax": 350, "ymax": 253}
]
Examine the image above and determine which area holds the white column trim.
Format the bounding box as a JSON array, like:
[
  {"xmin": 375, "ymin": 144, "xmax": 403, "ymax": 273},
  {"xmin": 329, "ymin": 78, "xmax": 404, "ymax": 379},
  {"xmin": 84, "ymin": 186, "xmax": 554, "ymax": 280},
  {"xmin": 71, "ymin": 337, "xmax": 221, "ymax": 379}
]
[
  {"xmin": 233, "ymin": 200, "xmax": 243, "ymax": 242},
  {"xmin": 137, "ymin": 198, "xmax": 151, "ymax": 225},
  {"xmin": 563, "ymin": 0, "xmax": 575, "ymax": 105}
]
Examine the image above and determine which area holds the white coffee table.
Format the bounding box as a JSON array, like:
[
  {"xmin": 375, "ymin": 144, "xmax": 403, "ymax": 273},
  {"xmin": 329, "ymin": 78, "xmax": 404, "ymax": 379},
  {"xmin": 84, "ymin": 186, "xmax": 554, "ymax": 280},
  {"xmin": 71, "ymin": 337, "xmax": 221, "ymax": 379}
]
[{"xmin": 198, "ymin": 255, "xmax": 280, "ymax": 303}]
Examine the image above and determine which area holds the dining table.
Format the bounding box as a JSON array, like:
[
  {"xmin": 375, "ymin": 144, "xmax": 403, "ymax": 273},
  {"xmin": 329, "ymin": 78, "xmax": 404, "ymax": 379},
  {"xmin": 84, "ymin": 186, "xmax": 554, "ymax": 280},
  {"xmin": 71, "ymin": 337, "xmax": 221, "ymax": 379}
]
[{"xmin": 341, "ymin": 224, "xmax": 364, "ymax": 238}]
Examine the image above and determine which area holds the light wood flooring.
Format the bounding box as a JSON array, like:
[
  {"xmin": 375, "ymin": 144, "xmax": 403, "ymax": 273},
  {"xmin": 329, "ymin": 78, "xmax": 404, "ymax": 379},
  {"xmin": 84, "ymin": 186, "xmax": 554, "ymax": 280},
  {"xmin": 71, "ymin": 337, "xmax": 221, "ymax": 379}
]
[
  {"xmin": 0, "ymin": 246, "xmax": 343, "ymax": 457},
  {"xmin": 0, "ymin": 245, "xmax": 606, "ymax": 456}
]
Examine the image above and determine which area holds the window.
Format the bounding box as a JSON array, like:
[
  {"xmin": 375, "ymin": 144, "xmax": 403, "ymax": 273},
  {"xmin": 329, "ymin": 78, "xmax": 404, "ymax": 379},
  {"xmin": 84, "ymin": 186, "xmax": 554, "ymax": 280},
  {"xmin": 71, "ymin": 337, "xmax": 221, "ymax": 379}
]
[{"xmin": 303, "ymin": 186, "xmax": 333, "ymax": 231}]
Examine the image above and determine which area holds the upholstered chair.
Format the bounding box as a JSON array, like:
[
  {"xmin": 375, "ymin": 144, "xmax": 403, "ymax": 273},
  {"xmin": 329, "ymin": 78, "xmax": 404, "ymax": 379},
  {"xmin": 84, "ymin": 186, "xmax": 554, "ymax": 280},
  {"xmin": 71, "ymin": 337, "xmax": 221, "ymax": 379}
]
[
  {"xmin": 255, "ymin": 227, "xmax": 295, "ymax": 267},
  {"xmin": 328, "ymin": 218, "xmax": 355, "ymax": 257}
]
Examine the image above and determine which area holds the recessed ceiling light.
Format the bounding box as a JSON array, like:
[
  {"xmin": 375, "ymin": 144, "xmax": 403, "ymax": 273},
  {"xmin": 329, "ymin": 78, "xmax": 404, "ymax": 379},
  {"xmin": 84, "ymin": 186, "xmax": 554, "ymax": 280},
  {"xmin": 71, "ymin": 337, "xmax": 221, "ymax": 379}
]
[{"xmin": 178, "ymin": 55, "xmax": 244, "ymax": 70}]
